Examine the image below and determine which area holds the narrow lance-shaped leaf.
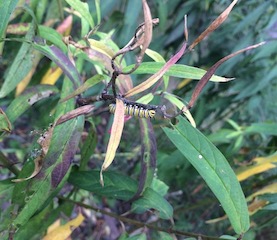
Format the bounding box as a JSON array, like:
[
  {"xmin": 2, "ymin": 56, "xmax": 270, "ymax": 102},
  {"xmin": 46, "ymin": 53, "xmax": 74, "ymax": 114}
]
[
  {"xmin": 246, "ymin": 182, "xmax": 277, "ymax": 202},
  {"xmin": 130, "ymin": 118, "xmax": 157, "ymax": 201},
  {"xmin": 65, "ymin": 0, "xmax": 95, "ymax": 29},
  {"xmin": 236, "ymin": 154, "xmax": 277, "ymax": 182},
  {"xmin": 60, "ymin": 74, "xmax": 104, "ymax": 103},
  {"xmin": 0, "ymin": 0, "xmax": 19, "ymax": 53},
  {"xmin": 56, "ymin": 105, "xmax": 94, "ymax": 125},
  {"xmin": 163, "ymin": 116, "xmax": 250, "ymax": 234},
  {"xmin": 123, "ymin": 62, "xmax": 230, "ymax": 82},
  {"xmin": 100, "ymin": 98, "xmax": 125, "ymax": 186},
  {"xmin": 187, "ymin": 42, "xmax": 265, "ymax": 110},
  {"xmin": 124, "ymin": 42, "xmax": 187, "ymax": 97},
  {"xmin": 136, "ymin": 0, "xmax": 153, "ymax": 64},
  {"xmin": 0, "ymin": 25, "xmax": 35, "ymax": 98},
  {"xmin": 5, "ymin": 85, "xmax": 59, "ymax": 124},
  {"xmin": 189, "ymin": 0, "xmax": 238, "ymax": 50}
]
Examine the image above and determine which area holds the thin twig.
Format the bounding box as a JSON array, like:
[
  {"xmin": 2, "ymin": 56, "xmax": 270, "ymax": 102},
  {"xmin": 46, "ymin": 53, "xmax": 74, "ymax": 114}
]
[{"xmin": 58, "ymin": 196, "xmax": 231, "ymax": 240}]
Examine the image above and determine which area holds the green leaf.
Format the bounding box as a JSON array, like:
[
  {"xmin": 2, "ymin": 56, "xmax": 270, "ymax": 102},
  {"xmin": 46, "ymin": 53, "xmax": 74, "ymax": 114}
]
[
  {"xmin": 132, "ymin": 187, "xmax": 173, "ymax": 219},
  {"xmin": 157, "ymin": 232, "xmax": 174, "ymax": 240},
  {"xmin": 163, "ymin": 116, "xmax": 250, "ymax": 234},
  {"xmin": 208, "ymin": 129, "xmax": 238, "ymax": 144},
  {"xmin": 119, "ymin": 233, "xmax": 147, "ymax": 240},
  {"xmin": 0, "ymin": 109, "xmax": 11, "ymax": 133},
  {"xmin": 0, "ymin": 0, "xmax": 19, "ymax": 38},
  {"xmin": 79, "ymin": 121, "xmax": 97, "ymax": 171},
  {"xmin": 38, "ymin": 25, "xmax": 67, "ymax": 52},
  {"xmin": 65, "ymin": 0, "xmax": 95, "ymax": 29},
  {"xmin": 262, "ymin": 203, "xmax": 277, "ymax": 211},
  {"xmin": 68, "ymin": 170, "xmax": 138, "ymax": 201},
  {"xmin": 244, "ymin": 123, "xmax": 277, "ymax": 136},
  {"xmin": 0, "ymin": 179, "xmax": 14, "ymax": 234},
  {"xmin": 123, "ymin": 62, "xmax": 228, "ymax": 82},
  {"xmin": 132, "ymin": 118, "xmax": 156, "ymax": 197},
  {"xmin": 119, "ymin": 0, "xmax": 142, "ymax": 45},
  {"xmin": 151, "ymin": 178, "xmax": 169, "ymax": 197},
  {"xmin": 60, "ymin": 74, "xmax": 104, "ymax": 103},
  {"xmin": 233, "ymin": 2, "xmax": 271, "ymax": 34},
  {"xmin": 0, "ymin": 25, "xmax": 35, "ymax": 98},
  {"xmin": 11, "ymin": 79, "xmax": 84, "ymax": 229},
  {"xmin": 5, "ymin": 85, "xmax": 59, "ymax": 124},
  {"xmin": 13, "ymin": 202, "xmax": 74, "ymax": 240},
  {"xmin": 94, "ymin": 0, "xmax": 101, "ymax": 25},
  {"xmin": 69, "ymin": 170, "xmax": 173, "ymax": 219}
]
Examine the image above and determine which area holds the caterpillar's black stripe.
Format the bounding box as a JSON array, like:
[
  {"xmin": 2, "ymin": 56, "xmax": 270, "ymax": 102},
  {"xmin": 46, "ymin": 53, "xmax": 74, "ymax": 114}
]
[{"xmin": 109, "ymin": 102, "xmax": 157, "ymax": 119}]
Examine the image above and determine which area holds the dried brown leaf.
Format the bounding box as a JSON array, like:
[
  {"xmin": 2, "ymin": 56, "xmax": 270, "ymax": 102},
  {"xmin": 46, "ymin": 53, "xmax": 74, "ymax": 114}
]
[
  {"xmin": 189, "ymin": 0, "xmax": 238, "ymax": 50},
  {"xmin": 56, "ymin": 105, "xmax": 94, "ymax": 125},
  {"xmin": 187, "ymin": 42, "xmax": 265, "ymax": 109}
]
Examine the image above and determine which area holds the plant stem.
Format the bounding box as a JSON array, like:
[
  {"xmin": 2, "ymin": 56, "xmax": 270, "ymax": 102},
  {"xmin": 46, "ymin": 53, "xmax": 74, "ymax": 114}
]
[
  {"xmin": 59, "ymin": 196, "xmax": 230, "ymax": 240},
  {"xmin": 0, "ymin": 151, "xmax": 20, "ymax": 175}
]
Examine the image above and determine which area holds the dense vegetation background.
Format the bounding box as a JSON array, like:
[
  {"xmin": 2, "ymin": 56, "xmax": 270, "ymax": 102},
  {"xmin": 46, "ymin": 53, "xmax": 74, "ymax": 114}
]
[{"xmin": 0, "ymin": 0, "xmax": 277, "ymax": 239}]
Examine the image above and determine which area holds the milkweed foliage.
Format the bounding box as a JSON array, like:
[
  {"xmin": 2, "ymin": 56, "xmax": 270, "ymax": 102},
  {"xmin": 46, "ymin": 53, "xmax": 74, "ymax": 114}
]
[{"xmin": 0, "ymin": 1, "xmax": 276, "ymax": 240}]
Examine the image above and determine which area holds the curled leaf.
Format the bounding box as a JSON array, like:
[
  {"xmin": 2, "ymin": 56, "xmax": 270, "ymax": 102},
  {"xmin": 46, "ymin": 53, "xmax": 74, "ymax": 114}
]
[
  {"xmin": 12, "ymin": 124, "xmax": 55, "ymax": 182},
  {"xmin": 100, "ymin": 98, "xmax": 125, "ymax": 186},
  {"xmin": 11, "ymin": 155, "xmax": 43, "ymax": 183}
]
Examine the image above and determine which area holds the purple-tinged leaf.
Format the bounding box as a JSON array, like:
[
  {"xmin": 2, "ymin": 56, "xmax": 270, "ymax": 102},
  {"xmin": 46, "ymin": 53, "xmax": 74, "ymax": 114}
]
[
  {"xmin": 32, "ymin": 42, "xmax": 81, "ymax": 89},
  {"xmin": 130, "ymin": 118, "xmax": 157, "ymax": 201},
  {"xmin": 187, "ymin": 42, "xmax": 265, "ymax": 110}
]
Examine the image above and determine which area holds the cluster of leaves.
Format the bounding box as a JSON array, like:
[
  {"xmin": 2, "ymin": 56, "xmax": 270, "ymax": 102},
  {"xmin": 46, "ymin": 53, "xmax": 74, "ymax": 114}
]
[{"xmin": 0, "ymin": 0, "xmax": 276, "ymax": 240}]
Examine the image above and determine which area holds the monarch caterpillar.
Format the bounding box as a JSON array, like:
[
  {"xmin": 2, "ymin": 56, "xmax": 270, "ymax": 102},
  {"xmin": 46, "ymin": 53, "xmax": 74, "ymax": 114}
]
[{"xmin": 109, "ymin": 102, "xmax": 157, "ymax": 119}]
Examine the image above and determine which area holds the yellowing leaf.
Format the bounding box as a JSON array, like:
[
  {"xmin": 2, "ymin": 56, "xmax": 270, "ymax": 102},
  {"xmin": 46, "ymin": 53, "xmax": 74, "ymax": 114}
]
[
  {"xmin": 88, "ymin": 39, "xmax": 117, "ymax": 60},
  {"xmin": 41, "ymin": 66, "xmax": 63, "ymax": 85},
  {"xmin": 15, "ymin": 51, "xmax": 42, "ymax": 96},
  {"xmin": 206, "ymin": 215, "xmax": 227, "ymax": 224},
  {"xmin": 145, "ymin": 48, "xmax": 165, "ymax": 63},
  {"xmin": 0, "ymin": 108, "xmax": 12, "ymax": 133},
  {"xmin": 100, "ymin": 98, "xmax": 125, "ymax": 185},
  {"xmin": 206, "ymin": 199, "xmax": 269, "ymax": 224},
  {"xmin": 248, "ymin": 199, "xmax": 268, "ymax": 215},
  {"xmin": 237, "ymin": 154, "xmax": 277, "ymax": 181},
  {"xmin": 246, "ymin": 182, "xmax": 277, "ymax": 202},
  {"xmin": 43, "ymin": 213, "xmax": 84, "ymax": 240},
  {"xmin": 177, "ymin": 78, "xmax": 192, "ymax": 89}
]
